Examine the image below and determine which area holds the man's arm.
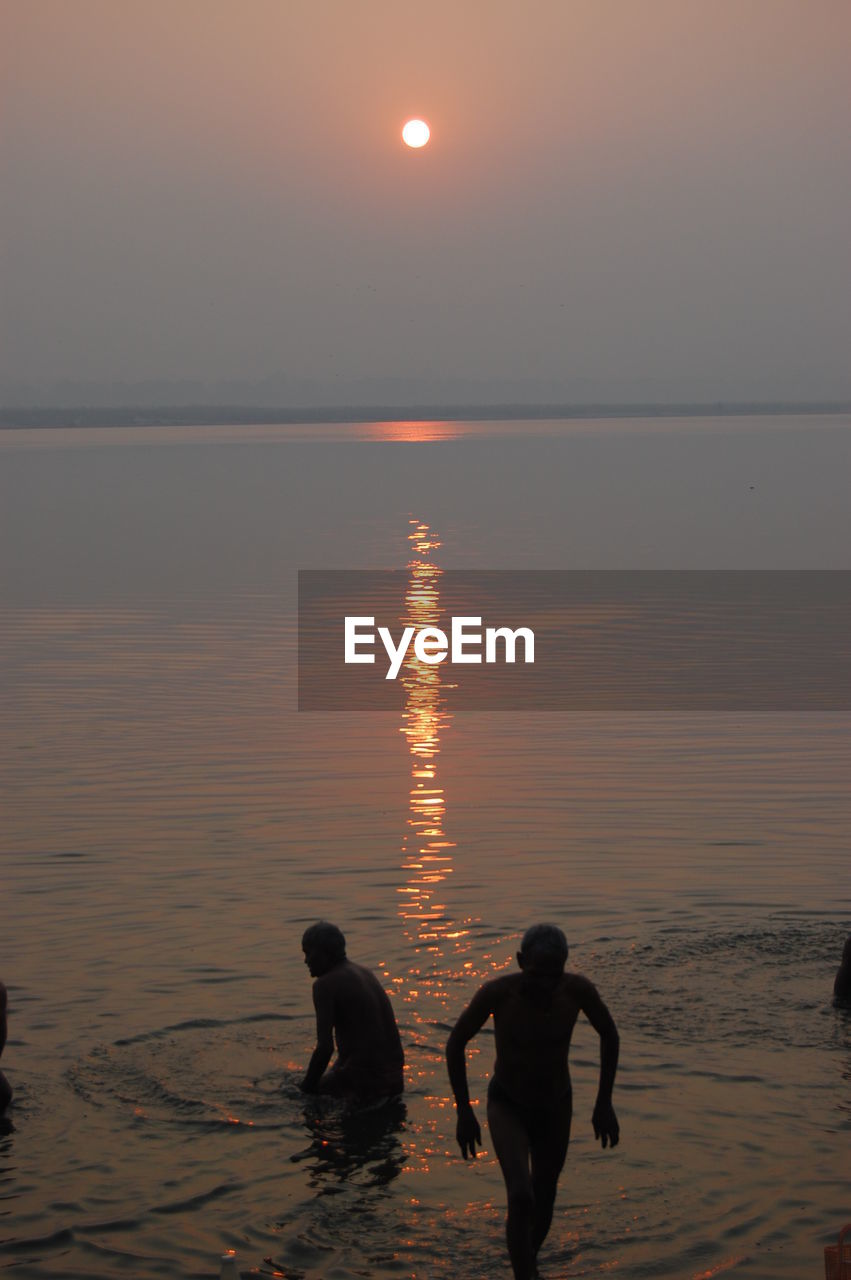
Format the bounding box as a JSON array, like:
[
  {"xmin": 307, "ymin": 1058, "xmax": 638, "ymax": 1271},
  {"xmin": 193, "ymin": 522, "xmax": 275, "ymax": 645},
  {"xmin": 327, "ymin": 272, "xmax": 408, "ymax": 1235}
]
[
  {"xmin": 301, "ymin": 981, "xmax": 334, "ymax": 1093},
  {"xmin": 445, "ymin": 983, "xmax": 494, "ymax": 1158},
  {"xmin": 579, "ymin": 981, "xmax": 620, "ymax": 1149}
]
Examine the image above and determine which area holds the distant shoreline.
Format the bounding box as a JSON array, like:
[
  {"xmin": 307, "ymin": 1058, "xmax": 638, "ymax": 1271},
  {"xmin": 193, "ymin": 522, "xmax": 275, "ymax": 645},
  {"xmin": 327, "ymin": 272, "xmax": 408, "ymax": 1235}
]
[{"xmin": 1, "ymin": 401, "xmax": 850, "ymax": 429}]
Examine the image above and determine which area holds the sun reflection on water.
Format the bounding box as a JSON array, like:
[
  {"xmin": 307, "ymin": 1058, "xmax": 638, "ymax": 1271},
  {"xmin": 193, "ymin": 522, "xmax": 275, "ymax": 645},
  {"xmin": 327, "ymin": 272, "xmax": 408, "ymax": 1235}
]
[
  {"xmin": 398, "ymin": 519, "xmax": 458, "ymax": 961},
  {"xmin": 388, "ymin": 519, "xmax": 502, "ymax": 1167}
]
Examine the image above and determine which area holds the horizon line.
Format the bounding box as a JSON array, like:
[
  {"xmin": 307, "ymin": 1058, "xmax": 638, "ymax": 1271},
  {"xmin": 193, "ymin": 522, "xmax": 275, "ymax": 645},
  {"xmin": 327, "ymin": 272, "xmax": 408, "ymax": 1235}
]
[{"xmin": 2, "ymin": 399, "xmax": 850, "ymax": 429}]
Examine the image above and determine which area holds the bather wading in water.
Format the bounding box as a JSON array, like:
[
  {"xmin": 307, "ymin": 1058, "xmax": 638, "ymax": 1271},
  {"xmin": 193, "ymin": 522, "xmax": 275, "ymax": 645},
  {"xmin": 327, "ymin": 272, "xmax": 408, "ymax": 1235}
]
[
  {"xmin": 0, "ymin": 982, "xmax": 11, "ymax": 1112},
  {"xmin": 446, "ymin": 924, "xmax": 620, "ymax": 1280},
  {"xmin": 834, "ymin": 934, "xmax": 851, "ymax": 1005},
  {"xmin": 300, "ymin": 922, "xmax": 404, "ymax": 1101}
]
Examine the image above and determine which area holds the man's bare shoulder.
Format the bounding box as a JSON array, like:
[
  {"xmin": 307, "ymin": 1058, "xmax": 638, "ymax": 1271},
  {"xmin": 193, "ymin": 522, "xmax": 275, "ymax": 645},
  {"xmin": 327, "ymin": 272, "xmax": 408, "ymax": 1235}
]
[
  {"xmin": 561, "ymin": 972, "xmax": 617, "ymax": 1031},
  {"xmin": 481, "ymin": 973, "xmax": 523, "ymax": 1004},
  {"xmin": 314, "ymin": 960, "xmax": 386, "ymax": 999},
  {"xmin": 460, "ymin": 973, "xmax": 518, "ymax": 1010},
  {"xmin": 348, "ymin": 960, "xmax": 381, "ymax": 985},
  {"xmin": 312, "ymin": 961, "xmax": 352, "ymax": 994},
  {"xmin": 562, "ymin": 970, "xmax": 596, "ymax": 992},
  {"xmin": 560, "ymin": 972, "xmax": 601, "ymax": 1005}
]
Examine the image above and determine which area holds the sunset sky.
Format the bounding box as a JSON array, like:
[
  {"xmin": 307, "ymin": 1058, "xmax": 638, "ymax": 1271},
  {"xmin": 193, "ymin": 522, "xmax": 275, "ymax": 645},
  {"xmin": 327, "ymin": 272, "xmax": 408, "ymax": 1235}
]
[{"xmin": 2, "ymin": 0, "xmax": 849, "ymax": 405}]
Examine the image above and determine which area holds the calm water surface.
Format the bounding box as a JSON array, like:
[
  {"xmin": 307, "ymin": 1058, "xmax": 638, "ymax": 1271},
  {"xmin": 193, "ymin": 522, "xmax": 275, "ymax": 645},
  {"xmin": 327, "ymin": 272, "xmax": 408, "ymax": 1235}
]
[{"xmin": 1, "ymin": 417, "xmax": 849, "ymax": 1278}]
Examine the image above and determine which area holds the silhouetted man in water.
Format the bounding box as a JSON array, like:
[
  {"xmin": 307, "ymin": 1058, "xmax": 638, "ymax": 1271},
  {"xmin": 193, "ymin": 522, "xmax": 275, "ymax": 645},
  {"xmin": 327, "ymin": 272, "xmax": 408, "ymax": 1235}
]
[
  {"xmin": 446, "ymin": 924, "xmax": 619, "ymax": 1280},
  {"xmin": 835, "ymin": 934, "xmax": 851, "ymax": 1006},
  {"xmin": 0, "ymin": 982, "xmax": 11, "ymax": 1112},
  {"xmin": 300, "ymin": 922, "xmax": 404, "ymax": 1100}
]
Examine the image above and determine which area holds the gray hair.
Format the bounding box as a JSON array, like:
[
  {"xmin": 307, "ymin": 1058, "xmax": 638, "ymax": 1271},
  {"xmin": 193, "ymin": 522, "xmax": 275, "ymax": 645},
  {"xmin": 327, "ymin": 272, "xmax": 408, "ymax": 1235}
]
[{"xmin": 520, "ymin": 923, "xmax": 568, "ymax": 968}]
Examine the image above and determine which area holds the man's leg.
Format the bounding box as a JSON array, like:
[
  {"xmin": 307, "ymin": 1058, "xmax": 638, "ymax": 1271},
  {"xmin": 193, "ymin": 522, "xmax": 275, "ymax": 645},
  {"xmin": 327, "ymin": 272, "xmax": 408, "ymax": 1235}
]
[
  {"xmin": 487, "ymin": 1090, "xmax": 535, "ymax": 1280},
  {"xmin": 0, "ymin": 1070, "xmax": 11, "ymax": 1113},
  {"xmin": 529, "ymin": 1095, "xmax": 571, "ymax": 1263}
]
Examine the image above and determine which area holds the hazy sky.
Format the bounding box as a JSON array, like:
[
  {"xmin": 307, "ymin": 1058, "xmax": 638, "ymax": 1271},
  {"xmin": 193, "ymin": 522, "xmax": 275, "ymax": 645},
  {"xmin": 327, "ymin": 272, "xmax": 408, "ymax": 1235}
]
[{"xmin": 2, "ymin": 0, "xmax": 850, "ymax": 404}]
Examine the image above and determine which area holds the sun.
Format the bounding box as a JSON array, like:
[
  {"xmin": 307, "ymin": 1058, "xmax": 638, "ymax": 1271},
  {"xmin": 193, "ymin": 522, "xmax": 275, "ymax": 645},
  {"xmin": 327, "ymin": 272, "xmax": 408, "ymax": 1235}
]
[{"xmin": 402, "ymin": 119, "xmax": 430, "ymax": 149}]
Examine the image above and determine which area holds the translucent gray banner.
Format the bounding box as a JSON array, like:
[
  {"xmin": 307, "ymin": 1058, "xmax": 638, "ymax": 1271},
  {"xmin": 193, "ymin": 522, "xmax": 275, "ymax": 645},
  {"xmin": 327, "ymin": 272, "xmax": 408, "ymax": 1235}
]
[{"xmin": 298, "ymin": 570, "xmax": 851, "ymax": 710}]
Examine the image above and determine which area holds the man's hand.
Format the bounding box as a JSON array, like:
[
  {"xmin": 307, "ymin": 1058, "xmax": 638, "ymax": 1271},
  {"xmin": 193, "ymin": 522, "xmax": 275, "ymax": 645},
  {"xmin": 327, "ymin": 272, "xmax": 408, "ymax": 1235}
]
[
  {"xmin": 592, "ymin": 1098, "xmax": 619, "ymax": 1149},
  {"xmin": 455, "ymin": 1103, "xmax": 482, "ymax": 1159}
]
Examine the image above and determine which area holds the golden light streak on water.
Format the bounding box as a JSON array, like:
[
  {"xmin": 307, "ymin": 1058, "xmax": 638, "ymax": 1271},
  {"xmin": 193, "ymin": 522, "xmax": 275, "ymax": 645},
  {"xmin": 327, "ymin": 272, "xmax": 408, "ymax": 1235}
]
[
  {"xmin": 398, "ymin": 517, "xmax": 459, "ymax": 965},
  {"xmin": 393, "ymin": 521, "xmax": 496, "ymax": 1176}
]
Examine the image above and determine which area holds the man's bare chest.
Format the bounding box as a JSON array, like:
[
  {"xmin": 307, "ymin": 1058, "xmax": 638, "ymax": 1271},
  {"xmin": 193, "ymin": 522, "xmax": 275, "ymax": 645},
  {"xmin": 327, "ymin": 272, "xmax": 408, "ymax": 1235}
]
[{"xmin": 494, "ymin": 997, "xmax": 579, "ymax": 1053}]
